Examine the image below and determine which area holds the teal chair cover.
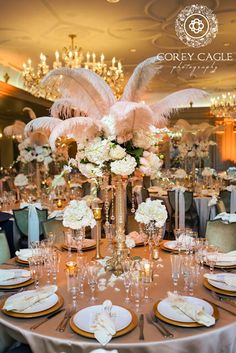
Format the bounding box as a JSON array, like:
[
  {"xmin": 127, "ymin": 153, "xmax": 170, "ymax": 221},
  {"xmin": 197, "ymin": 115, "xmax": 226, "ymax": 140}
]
[{"xmin": 0, "ymin": 230, "xmax": 11, "ymax": 263}]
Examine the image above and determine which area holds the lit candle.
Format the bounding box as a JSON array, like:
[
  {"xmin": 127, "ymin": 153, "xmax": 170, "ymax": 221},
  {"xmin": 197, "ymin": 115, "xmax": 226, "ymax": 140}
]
[
  {"xmin": 112, "ymin": 57, "xmax": 116, "ymax": 67},
  {"xmin": 92, "ymin": 53, "xmax": 96, "ymax": 63},
  {"xmin": 86, "ymin": 52, "xmax": 90, "ymax": 62},
  {"xmin": 66, "ymin": 261, "xmax": 77, "ymax": 274},
  {"xmin": 101, "ymin": 53, "xmax": 104, "ymax": 64},
  {"xmin": 27, "ymin": 59, "xmax": 32, "ymax": 67},
  {"xmin": 152, "ymin": 247, "xmax": 159, "ymax": 260},
  {"xmin": 57, "ymin": 199, "xmax": 62, "ymax": 208},
  {"xmin": 144, "ymin": 262, "xmax": 151, "ymax": 277},
  {"xmin": 55, "ymin": 51, "xmax": 60, "ymax": 62}
]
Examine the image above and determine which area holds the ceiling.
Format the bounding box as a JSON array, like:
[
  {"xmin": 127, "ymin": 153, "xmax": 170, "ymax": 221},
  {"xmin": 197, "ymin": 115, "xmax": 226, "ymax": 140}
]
[{"xmin": 0, "ymin": 0, "xmax": 236, "ymax": 104}]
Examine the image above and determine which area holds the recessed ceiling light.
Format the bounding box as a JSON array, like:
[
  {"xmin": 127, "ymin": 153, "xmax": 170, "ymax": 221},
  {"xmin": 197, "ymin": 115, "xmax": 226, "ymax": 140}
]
[
  {"xmin": 106, "ymin": 0, "xmax": 120, "ymax": 3},
  {"xmin": 130, "ymin": 48, "xmax": 136, "ymax": 53}
]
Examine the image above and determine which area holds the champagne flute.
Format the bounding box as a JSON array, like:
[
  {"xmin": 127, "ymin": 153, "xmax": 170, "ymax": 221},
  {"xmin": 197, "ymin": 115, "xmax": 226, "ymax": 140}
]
[
  {"xmin": 87, "ymin": 261, "xmax": 100, "ymax": 303},
  {"xmin": 170, "ymin": 253, "xmax": 182, "ymax": 293}
]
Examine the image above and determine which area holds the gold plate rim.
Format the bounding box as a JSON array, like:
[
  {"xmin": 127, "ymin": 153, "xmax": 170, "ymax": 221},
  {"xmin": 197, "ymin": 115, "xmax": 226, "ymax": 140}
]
[
  {"xmin": 15, "ymin": 257, "xmax": 29, "ymax": 266},
  {"xmin": 70, "ymin": 308, "xmax": 138, "ymax": 338},
  {"xmin": 153, "ymin": 299, "xmax": 219, "ymax": 328},
  {"xmin": 62, "ymin": 243, "xmax": 96, "ymax": 252},
  {"xmin": 160, "ymin": 241, "xmax": 180, "ymax": 253},
  {"xmin": 2, "ymin": 293, "xmax": 64, "ymax": 318},
  {"xmin": 0, "ymin": 277, "xmax": 34, "ymax": 290},
  {"xmin": 203, "ymin": 278, "xmax": 236, "ymax": 297},
  {"xmin": 205, "ymin": 262, "xmax": 236, "ymax": 269}
]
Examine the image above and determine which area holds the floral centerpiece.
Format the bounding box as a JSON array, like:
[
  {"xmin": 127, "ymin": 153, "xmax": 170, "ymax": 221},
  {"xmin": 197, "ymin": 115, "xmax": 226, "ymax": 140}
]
[
  {"xmin": 17, "ymin": 137, "xmax": 53, "ymax": 166},
  {"xmin": 14, "ymin": 173, "xmax": 28, "ymax": 187},
  {"xmin": 63, "ymin": 199, "xmax": 96, "ymax": 230}
]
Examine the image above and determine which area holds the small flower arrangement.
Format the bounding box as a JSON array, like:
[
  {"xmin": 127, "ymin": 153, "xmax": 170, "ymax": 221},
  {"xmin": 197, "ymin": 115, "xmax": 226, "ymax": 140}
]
[
  {"xmin": 63, "ymin": 200, "xmax": 96, "ymax": 230},
  {"xmin": 135, "ymin": 198, "xmax": 168, "ymax": 228},
  {"xmin": 14, "ymin": 173, "xmax": 28, "ymax": 187},
  {"xmin": 202, "ymin": 167, "xmax": 215, "ymax": 177},
  {"xmin": 174, "ymin": 168, "xmax": 187, "ymax": 179},
  {"xmin": 17, "ymin": 138, "xmax": 53, "ymax": 166}
]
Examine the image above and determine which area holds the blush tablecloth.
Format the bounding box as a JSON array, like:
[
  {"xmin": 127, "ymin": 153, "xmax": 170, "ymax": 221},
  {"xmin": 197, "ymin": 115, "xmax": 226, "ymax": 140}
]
[{"xmin": 0, "ymin": 242, "xmax": 235, "ymax": 353}]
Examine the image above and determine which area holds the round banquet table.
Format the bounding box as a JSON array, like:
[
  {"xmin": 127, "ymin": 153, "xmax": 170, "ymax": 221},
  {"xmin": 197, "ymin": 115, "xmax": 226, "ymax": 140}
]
[{"xmin": 0, "ymin": 241, "xmax": 236, "ymax": 353}]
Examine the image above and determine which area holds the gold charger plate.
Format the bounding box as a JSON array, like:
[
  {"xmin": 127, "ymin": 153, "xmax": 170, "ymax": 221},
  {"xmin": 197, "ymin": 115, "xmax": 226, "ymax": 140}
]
[
  {"xmin": 15, "ymin": 257, "xmax": 29, "ymax": 266},
  {"xmin": 153, "ymin": 300, "xmax": 219, "ymax": 328},
  {"xmin": 62, "ymin": 243, "xmax": 96, "ymax": 252},
  {"xmin": 0, "ymin": 277, "xmax": 34, "ymax": 290},
  {"xmin": 204, "ymin": 262, "xmax": 236, "ymax": 269},
  {"xmin": 2, "ymin": 293, "xmax": 64, "ymax": 319},
  {"xmin": 70, "ymin": 309, "xmax": 138, "ymax": 338},
  {"xmin": 160, "ymin": 241, "xmax": 179, "ymax": 253},
  {"xmin": 203, "ymin": 278, "xmax": 236, "ymax": 297}
]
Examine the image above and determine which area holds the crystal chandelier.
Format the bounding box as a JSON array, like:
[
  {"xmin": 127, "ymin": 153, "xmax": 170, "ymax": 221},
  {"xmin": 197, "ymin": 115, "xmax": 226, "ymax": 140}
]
[
  {"xmin": 22, "ymin": 34, "xmax": 124, "ymax": 100},
  {"xmin": 210, "ymin": 92, "xmax": 236, "ymax": 118}
]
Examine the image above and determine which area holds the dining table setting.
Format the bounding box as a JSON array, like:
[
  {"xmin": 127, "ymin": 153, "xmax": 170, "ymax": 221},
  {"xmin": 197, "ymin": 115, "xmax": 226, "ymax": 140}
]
[{"xmin": 0, "ymin": 236, "xmax": 236, "ymax": 353}]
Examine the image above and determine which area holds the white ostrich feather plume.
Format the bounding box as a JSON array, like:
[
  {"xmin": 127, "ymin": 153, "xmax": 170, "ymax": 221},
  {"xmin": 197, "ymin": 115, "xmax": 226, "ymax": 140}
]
[
  {"xmin": 30, "ymin": 131, "xmax": 49, "ymax": 146},
  {"xmin": 109, "ymin": 101, "xmax": 154, "ymax": 138},
  {"xmin": 121, "ymin": 56, "xmax": 162, "ymax": 102},
  {"xmin": 4, "ymin": 120, "xmax": 25, "ymax": 137},
  {"xmin": 42, "ymin": 68, "xmax": 116, "ymax": 118},
  {"xmin": 24, "ymin": 117, "xmax": 61, "ymax": 137},
  {"xmin": 23, "ymin": 107, "xmax": 36, "ymax": 120},
  {"xmin": 49, "ymin": 117, "xmax": 101, "ymax": 150},
  {"xmin": 150, "ymin": 89, "xmax": 207, "ymax": 120},
  {"xmin": 50, "ymin": 98, "xmax": 89, "ymax": 119}
]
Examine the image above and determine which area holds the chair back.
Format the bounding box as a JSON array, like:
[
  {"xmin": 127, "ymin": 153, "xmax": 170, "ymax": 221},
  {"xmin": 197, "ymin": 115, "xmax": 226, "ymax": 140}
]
[
  {"xmin": 13, "ymin": 207, "xmax": 48, "ymax": 238},
  {"xmin": 168, "ymin": 190, "xmax": 193, "ymax": 213},
  {"xmin": 42, "ymin": 218, "xmax": 65, "ymax": 243},
  {"xmin": 219, "ymin": 190, "xmax": 231, "ymax": 213},
  {"xmin": 216, "ymin": 200, "xmax": 226, "ymax": 214},
  {"xmin": 0, "ymin": 230, "xmax": 11, "ymax": 263},
  {"xmin": 206, "ymin": 219, "xmax": 236, "ymax": 252}
]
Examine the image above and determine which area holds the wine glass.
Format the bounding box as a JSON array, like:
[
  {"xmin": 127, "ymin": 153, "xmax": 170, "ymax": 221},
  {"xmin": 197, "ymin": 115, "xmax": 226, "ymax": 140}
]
[
  {"xmin": 206, "ymin": 245, "xmax": 219, "ymax": 274},
  {"xmin": 174, "ymin": 228, "xmax": 185, "ymax": 253},
  {"xmin": 170, "ymin": 253, "xmax": 182, "ymax": 293},
  {"xmin": 77, "ymin": 256, "xmax": 87, "ymax": 297},
  {"xmin": 87, "ymin": 261, "xmax": 100, "ymax": 303},
  {"xmin": 123, "ymin": 271, "xmax": 131, "ymax": 303},
  {"xmin": 130, "ymin": 272, "xmax": 144, "ymax": 313}
]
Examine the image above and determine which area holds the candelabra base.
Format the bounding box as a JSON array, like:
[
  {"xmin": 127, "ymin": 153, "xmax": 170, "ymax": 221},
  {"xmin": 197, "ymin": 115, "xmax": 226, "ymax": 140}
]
[{"xmin": 106, "ymin": 241, "xmax": 128, "ymax": 276}]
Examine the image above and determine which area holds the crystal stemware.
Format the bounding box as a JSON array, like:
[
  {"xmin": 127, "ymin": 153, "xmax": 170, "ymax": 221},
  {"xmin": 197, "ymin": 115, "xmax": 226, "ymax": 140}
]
[
  {"xmin": 170, "ymin": 253, "xmax": 182, "ymax": 293},
  {"xmin": 87, "ymin": 261, "xmax": 100, "ymax": 303}
]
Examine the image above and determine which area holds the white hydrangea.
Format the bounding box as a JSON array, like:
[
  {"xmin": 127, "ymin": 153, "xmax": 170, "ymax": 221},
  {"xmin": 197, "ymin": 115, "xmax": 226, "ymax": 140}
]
[
  {"xmin": 109, "ymin": 144, "xmax": 126, "ymax": 160},
  {"xmin": 79, "ymin": 162, "xmax": 103, "ymax": 178},
  {"xmin": 139, "ymin": 151, "xmax": 162, "ymax": 179},
  {"xmin": 135, "ymin": 198, "xmax": 167, "ymax": 228},
  {"xmin": 174, "ymin": 169, "xmax": 187, "ymax": 179},
  {"xmin": 14, "ymin": 174, "xmax": 28, "ymax": 187},
  {"xmin": 84, "ymin": 137, "xmax": 111, "ymax": 165},
  {"xmin": 110, "ymin": 154, "xmax": 137, "ymax": 176},
  {"xmin": 63, "ymin": 200, "xmax": 96, "ymax": 230}
]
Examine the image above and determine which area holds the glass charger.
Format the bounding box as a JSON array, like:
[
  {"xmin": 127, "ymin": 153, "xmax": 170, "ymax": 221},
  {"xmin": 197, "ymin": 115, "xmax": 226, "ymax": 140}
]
[
  {"xmin": 70, "ymin": 305, "xmax": 138, "ymax": 338},
  {"xmin": 153, "ymin": 297, "xmax": 218, "ymax": 327}
]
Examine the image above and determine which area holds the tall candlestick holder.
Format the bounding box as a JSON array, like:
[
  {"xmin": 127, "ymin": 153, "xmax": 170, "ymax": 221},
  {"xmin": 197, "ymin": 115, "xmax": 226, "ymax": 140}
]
[{"xmin": 91, "ymin": 198, "xmax": 104, "ymax": 260}]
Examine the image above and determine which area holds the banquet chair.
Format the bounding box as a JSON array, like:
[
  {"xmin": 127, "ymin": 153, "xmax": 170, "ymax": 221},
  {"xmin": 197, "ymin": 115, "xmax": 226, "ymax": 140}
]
[
  {"xmin": 0, "ymin": 230, "xmax": 11, "ymax": 264},
  {"xmin": 205, "ymin": 219, "xmax": 236, "ymax": 252},
  {"xmin": 13, "ymin": 207, "xmax": 48, "ymax": 249},
  {"xmin": 42, "ymin": 218, "xmax": 66, "ymax": 243},
  {"xmin": 168, "ymin": 190, "xmax": 199, "ymax": 232},
  {"xmin": 219, "ymin": 190, "xmax": 231, "ymax": 213},
  {"xmin": 5, "ymin": 344, "xmax": 32, "ymax": 353}
]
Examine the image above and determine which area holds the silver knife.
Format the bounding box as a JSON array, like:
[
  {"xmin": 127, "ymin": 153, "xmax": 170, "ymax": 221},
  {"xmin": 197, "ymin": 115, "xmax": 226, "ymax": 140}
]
[
  {"xmin": 139, "ymin": 313, "xmax": 144, "ymax": 340},
  {"xmin": 30, "ymin": 308, "xmax": 65, "ymax": 330}
]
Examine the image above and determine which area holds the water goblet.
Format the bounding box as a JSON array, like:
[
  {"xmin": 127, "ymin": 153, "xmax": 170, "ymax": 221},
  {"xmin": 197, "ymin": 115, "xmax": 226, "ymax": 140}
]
[
  {"xmin": 130, "ymin": 272, "xmax": 144, "ymax": 313},
  {"xmin": 141, "ymin": 259, "xmax": 153, "ymax": 303},
  {"xmin": 170, "ymin": 253, "xmax": 182, "ymax": 293}
]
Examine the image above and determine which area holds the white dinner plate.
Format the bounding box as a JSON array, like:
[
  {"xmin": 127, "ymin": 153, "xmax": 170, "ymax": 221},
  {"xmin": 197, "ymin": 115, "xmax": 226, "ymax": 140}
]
[
  {"xmin": 7, "ymin": 290, "xmax": 59, "ymax": 313},
  {"xmin": 15, "ymin": 249, "xmax": 33, "ymax": 262},
  {"xmin": 0, "ymin": 270, "xmax": 31, "ymax": 286},
  {"xmin": 70, "ymin": 238, "xmax": 96, "ymax": 248},
  {"xmin": 157, "ymin": 296, "xmax": 214, "ymax": 323},
  {"xmin": 73, "ymin": 305, "xmax": 132, "ymax": 333},
  {"xmin": 208, "ymin": 274, "xmax": 236, "ymax": 292}
]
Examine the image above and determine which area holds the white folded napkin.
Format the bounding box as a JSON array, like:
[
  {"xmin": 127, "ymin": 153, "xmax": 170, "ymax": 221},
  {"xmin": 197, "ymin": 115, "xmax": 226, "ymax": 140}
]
[
  {"xmin": 20, "ymin": 202, "xmax": 42, "ymax": 209},
  {"xmin": 208, "ymin": 195, "xmax": 218, "ymax": 207},
  {"xmin": 15, "ymin": 249, "xmax": 33, "ymax": 261},
  {"xmin": 3, "ymin": 285, "xmax": 57, "ymax": 312},
  {"xmin": 167, "ymin": 292, "xmax": 215, "ymax": 327},
  {"xmin": 215, "ymin": 251, "xmax": 236, "ymax": 264},
  {"xmin": 0, "ymin": 269, "xmax": 30, "ymax": 282},
  {"xmin": 204, "ymin": 273, "xmax": 236, "ymax": 287},
  {"xmin": 48, "ymin": 210, "xmax": 64, "ymax": 219},
  {"xmin": 90, "ymin": 300, "xmax": 116, "ymax": 346},
  {"xmin": 214, "ymin": 212, "xmax": 236, "ymax": 223}
]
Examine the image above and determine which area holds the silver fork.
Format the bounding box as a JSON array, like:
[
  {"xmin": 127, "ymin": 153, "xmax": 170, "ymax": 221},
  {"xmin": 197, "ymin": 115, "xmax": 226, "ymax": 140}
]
[
  {"xmin": 56, "ymin": 307, "xmax": 75, "ymax": 332},
  {"xmin": 210, "ymin": 291, "xmax": 236, "ymax": 308},
  {"xmin": 146, "ymin": 313, "xmax": 173, "ymax": 338},
  {"xmin": 150, "ymin": 311, "xmax": 174, "ymax": 338}
]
